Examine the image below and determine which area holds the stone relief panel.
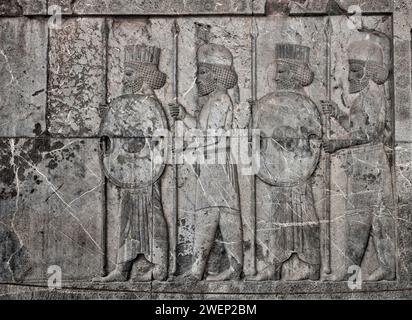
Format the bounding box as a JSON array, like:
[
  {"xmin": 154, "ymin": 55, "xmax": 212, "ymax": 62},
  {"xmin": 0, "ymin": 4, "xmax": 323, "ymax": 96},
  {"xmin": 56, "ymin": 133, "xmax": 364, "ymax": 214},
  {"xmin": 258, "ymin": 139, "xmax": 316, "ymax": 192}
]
[
  {"xmin": 101, "ymin": 17, "xmax": 254, "ymax": 282},
  {"xmin": 1, "ymin": 1, "xmax": 411, "ymax": 298},
  {"xmin": 252, "ymin": 15, "xmax": 396, "ymax": 282},
  {"xmin": 0, "ymin": 18, "xmax": 47, "ymax": 137}
]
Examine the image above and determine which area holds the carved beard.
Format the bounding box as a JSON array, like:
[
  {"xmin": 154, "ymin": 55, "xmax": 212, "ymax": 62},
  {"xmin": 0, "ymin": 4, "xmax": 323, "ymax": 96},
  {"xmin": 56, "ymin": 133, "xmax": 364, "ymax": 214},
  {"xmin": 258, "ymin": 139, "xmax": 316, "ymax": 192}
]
[
  {"xmin": 349, "ymin": 77, "xmax": 369, "ymax": 94},
  {"xmin": 123, "ymin": 76, "xmax": 144, "ymax": 95},
  {"xmin": 197, "ymin": 77, "xmax": 217, "ymax": 97},
  {"xmin": 276, "ymin": 78, "xmax": 300, "ymax": 91}
]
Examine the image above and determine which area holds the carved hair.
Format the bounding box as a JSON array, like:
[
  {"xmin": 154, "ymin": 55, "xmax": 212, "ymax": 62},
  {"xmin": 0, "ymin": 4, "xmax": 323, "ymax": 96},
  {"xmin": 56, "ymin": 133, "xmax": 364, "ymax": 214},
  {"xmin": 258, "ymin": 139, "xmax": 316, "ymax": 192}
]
[
  {"xmin": 366, "ymin": 61, "xmax": 389, "ymax": 85},
  {"xmin": 125, "ymin": 62, "xmax": 167, "ymax": 90}
]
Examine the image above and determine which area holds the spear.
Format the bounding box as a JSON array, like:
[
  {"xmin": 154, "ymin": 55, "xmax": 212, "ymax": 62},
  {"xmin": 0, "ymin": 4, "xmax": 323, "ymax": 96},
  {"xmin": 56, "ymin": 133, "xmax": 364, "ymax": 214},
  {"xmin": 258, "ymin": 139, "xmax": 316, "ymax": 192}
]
[
  {"xmin": 248, "ymin": 17, "xmax": 259, "ymax": 276},
  {"xmin": 170, "ymin": 19, "xmax": 180, "ymax": 276},
  {"xmin": 322, "ymin": 16, "xmax": 333, "ymax": 275}
]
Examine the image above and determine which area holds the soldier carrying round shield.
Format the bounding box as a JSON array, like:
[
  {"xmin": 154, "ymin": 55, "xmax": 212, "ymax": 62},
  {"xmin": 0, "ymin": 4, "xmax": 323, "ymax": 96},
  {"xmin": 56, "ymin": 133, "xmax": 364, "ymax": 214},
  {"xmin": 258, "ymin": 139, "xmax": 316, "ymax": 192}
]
[
  {"xmin": 94, "ymin": 45, "xmax": 169, "ymax": 282},
  {"xmin": 250, "ymin": 43, "xmax": 322, "ymax": 281}
]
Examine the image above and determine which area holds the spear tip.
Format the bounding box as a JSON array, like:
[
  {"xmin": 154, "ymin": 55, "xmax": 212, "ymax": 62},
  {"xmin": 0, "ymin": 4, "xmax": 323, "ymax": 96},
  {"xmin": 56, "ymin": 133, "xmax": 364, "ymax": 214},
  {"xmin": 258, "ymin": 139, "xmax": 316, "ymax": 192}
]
[
  {"xmin": 325, "ymin": 16, "xmax": 333, "ymax": 36},
  {"xmin": 172, "ymin": 19, "xmax": 180, "ymax": 36},
  {"xmin": 251, "ymin": 17, "xmax": 259, "ymax": 38}
]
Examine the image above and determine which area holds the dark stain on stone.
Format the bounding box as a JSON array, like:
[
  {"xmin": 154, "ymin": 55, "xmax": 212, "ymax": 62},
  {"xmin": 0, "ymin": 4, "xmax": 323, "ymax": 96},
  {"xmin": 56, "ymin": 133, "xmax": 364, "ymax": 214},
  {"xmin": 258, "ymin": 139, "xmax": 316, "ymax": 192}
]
[
  {"xmin": 33, "ymin": 123, "xmax": 43, "ymax": 136},
  {"xmin": 32, "ymin": 89, "xmax": 45, "ymax": 97},
  {"xmin": 46, "ymin": 159, "xmax": 59, "ymax": 170},
  {"xmin": 0, "ymin": 0, "xmax": 23, "ymax": 16}
]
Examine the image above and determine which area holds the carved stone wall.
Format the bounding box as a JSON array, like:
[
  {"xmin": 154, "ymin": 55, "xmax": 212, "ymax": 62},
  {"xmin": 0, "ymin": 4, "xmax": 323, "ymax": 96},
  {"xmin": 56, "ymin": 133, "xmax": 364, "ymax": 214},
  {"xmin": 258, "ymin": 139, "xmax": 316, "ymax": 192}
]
[{"xmin": 1, "ymin": 0, "xmax": 412, "ymax": 299}]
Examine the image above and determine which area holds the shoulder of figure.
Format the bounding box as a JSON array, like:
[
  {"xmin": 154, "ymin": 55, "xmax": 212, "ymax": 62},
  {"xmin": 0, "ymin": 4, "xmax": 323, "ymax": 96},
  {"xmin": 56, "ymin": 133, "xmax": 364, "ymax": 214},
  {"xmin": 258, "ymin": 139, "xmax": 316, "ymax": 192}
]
[{"xmin": 208, "ymin": 91, "xmax": 233, "ymax": 107}]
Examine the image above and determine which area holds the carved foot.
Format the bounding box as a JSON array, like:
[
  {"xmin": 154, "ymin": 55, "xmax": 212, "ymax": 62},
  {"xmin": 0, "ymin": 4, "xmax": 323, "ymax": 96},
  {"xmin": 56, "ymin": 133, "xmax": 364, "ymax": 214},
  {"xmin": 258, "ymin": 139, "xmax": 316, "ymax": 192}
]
[
  {"xmin": 246, "ymin": 267, "xmax": 279, "ymax": 281},
  {"xmin": 368, "ymin": 268, "xmax": 395, "ymax": 282},
  {"xmin": 152, "ymin": 265, "xmax": 168, "ymax": 281},
  {"xmin": 175, "ymin": 271, "xmax": 202, "ymax": 283},
  {"xmin": 206, "ymin": 268, "xmax": 241, "ymax": 282},
  {"xmin": 305, "ymin": 265, "xmax": 321, "ymax": 281},
  {"xmin": 92, "ymin": 270, "xmax": 128, "ymax": 283},
  {"xmin": 132, "ymin": 269, "xmax": 152, "ymax": 282}
]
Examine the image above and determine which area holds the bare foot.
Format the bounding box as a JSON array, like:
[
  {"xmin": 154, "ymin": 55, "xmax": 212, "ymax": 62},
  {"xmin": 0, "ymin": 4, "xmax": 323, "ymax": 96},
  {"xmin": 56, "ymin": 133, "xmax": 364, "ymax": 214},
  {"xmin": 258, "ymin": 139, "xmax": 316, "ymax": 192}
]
[
  {"xmin": 368, "ymin": 268, "xmax": 395, "ymax": 281},
  {"xmin": 246, "ymin": 267, "xmax": 278, "ymax": 281},
  {"xmin": 206, "ymin": 268, "xmax": 241, "ymax": 282},
  {"xmin": 173, "ymin": 272, "xmax": 201, "ymax": 283},
  {"xmin": 152, "ymin": 265, "xmax": 168, "ymax": 281},
  {"xmin": 92, "ymin": 270, "xmax": 128, "ymax": 283},
  {"xmin": 132, "ymin": 270, "xmax": 152, "ymax": 282},
  {"xmin": 304, "ymin": 265, "xmax": 321, "ymax": 281}
]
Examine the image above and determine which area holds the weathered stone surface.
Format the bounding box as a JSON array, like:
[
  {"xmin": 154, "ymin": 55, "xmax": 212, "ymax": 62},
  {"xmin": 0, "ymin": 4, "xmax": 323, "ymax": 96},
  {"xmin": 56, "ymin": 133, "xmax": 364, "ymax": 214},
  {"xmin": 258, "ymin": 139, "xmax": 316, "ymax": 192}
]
[
  {"xmin": 393, "ymin": 0, "xmax": 412, "ymax": 287},
  {"xmin": 48, "ymin": 18, "xmax": 106, "ymax": 137},
  {"xmin": 0, "ymin": 18, "xmax": 47, "ymax": 137},
  {"xmin": 265, "ymin": 0, "xmax": 393, "ymax": 15},
  {"xmin": 48, "ymin": 0, "xmax": 266, "ymax": 15},
  {"xmin": 0, "ymin": 0, "xmax": 47, "ymax": 16},
  {"xmin": 288, "ymin": 0, "xmax": 392, "ymax": 14},
  {"xmin": 396, "ymin": 143, "xmax": 412, "ymax": 283},
  {"xmin": 0, "ymin": 138, "xmax": 103, "ymax": 283},
  {"xmin": 2, "ymin": 0, "xmax": 412, "ymax": 301},
  {"xmin": 393, "ymin": 1, "xmax": 412, "ymax": 142}
]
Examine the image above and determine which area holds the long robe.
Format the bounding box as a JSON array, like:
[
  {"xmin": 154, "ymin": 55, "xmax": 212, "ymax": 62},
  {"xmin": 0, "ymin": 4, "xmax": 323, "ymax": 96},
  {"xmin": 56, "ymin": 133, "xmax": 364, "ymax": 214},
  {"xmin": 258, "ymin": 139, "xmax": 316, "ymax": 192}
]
[
  {"xmin": 117, "ymin": 182, "xmax": 168, "ymax": 265},
  {"xmin": 194, "ymin": 92, "xmax": 240, "ymax": 212}
]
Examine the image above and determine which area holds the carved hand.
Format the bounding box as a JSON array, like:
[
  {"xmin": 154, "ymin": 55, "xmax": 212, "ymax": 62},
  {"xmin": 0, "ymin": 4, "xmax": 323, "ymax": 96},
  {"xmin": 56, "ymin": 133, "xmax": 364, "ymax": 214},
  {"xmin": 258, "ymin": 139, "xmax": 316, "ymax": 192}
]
[
  {"xmin": 248, "ymin": 98, "xmax": 257, "ymax": 109},
  {"xmin": 323, "ymin": 139, "xmax": 339, "ymax": 154},
  {"xmin": 168, "ymin": 103, "xmax": 186, "ymax": 121},
  {"xmin": 320, "ymin": 100, "xmax": 339, "ymax": 119}
]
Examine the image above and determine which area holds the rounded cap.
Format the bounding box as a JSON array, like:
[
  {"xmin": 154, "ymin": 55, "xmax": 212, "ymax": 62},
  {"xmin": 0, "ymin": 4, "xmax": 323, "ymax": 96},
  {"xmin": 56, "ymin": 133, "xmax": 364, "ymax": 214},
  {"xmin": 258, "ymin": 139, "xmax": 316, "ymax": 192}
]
[
  {"xmin": 197, "ymin": 43, "xmax": 233, "ymax": 67},
  {"xmin": 348, "ymin": 40, "xmax": 384, "ymax": 64}
]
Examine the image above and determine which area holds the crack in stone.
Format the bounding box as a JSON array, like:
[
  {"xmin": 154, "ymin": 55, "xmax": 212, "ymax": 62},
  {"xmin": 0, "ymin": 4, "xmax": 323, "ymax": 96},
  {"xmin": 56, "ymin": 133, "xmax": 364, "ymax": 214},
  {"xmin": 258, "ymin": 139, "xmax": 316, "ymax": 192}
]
[
  {"xmin": 0, "ymin": 49, "xmax": 17, "ymax": 88},
  {"xmin": 7, "ymin": 140, "xmax": 24, "ymax": 283}
]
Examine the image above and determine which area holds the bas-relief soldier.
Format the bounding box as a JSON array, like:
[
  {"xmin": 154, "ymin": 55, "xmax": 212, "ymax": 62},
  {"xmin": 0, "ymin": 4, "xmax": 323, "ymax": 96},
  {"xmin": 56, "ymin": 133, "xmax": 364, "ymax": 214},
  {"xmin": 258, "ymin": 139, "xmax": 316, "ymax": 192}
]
[
  {"xmin": 94, "ymin": 45, "xmax": 169, "ymax": 282},
  {"xmin": 250, "ymin": 44, "xmax": 322, "ymax": 281},
  {"xmin": 323, "ymin": 40, "xmax": 396, "ymax": 281},
  {"xmin": 170, "ymin": 43, "xmax": 244, "ymax": 281}
]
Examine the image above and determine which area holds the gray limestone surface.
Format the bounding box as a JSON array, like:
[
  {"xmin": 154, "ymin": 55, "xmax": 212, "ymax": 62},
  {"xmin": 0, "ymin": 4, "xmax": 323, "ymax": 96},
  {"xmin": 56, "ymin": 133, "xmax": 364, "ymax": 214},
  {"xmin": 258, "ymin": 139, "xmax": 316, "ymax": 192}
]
[{"xmin": 1, "ymin": 0, "xmax": 412, "ymax": 300}]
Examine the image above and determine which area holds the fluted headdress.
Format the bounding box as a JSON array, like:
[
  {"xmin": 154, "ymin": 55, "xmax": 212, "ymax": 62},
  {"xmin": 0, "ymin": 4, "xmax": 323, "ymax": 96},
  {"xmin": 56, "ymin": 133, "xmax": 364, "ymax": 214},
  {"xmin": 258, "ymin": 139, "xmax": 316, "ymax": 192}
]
[
  {"xmin": 275, "ymin": 43, "xmax": 311, "ymax": 64},
  {"xmin": 125, "ymin": 45, "xmax": 161, "ymax": 66}
]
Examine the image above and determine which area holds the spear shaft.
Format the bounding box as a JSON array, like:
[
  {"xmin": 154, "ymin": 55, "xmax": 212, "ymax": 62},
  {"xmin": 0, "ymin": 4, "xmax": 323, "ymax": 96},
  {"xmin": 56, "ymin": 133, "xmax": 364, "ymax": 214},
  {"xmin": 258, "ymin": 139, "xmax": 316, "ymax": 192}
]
[
  {"xmin": 323, "ymin": 16, "xmax": 333, "ymax": 275},
  {"xmin": 170, "ymin": 19, "xmax": 180, "ymax": 276},
  {"xmin": 249, "ymin": 17, "xmax": 259, "ymax": 276}
]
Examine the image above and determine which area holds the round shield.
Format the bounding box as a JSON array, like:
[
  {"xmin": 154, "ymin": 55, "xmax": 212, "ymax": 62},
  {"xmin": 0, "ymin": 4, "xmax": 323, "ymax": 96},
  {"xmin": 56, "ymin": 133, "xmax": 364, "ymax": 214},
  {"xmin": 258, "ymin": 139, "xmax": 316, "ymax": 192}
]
[
  {"xmin": 100, "ymin": 94, "xmax": 168, "ymax": 189},
  {"xmin": 253, "ymin": 91, "xmax": 322, "ymax": 187}
]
